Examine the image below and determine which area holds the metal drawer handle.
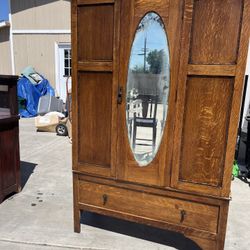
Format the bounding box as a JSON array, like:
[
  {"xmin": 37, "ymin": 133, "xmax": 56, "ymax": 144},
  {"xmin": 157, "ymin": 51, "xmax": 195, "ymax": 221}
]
[
  {"xmin": 102, "ymin": 194, "xmax": 108, "ymax": 206},
  {"xmin": 180, "ymin": 210, "xmax": 186, "ymax": 223}
]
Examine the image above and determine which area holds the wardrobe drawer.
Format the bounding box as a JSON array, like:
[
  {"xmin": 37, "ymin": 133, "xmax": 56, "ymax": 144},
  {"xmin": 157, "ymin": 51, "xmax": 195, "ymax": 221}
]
[{"xmin": 78, "ymin": 181, "xmax": 219, "ymax": 234}]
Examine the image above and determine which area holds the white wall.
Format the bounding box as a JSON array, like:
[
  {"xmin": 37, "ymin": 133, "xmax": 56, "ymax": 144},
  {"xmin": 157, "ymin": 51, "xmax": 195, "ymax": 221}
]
[
  {"xmin": 13, "ymin": 34, "xmax": 70, "ymax": 87},
  {"xmin": 9, "ymin": 0, "xmax": 71, "ymax": 88},
  {"xmin": 11, "ymin": 0, "xmax": 71, "ymax": 30}
]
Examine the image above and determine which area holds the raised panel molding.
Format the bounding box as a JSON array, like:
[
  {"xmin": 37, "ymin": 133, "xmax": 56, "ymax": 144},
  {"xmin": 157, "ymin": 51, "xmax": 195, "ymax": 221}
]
[
  {"xmin": 180, "ymin": 76, "xmax": 233, "ymax": 187},
  {"xmin": 189, "ymin": 0, "xmax": 243, "ymax": 65},
  {"xmin": 78, "ymin": 72, "xmax": 112, "ymax": 167},
  {"xmin": 187, "ymin": 65, "xmax": 236, "ymax": 76},
  {"xmin": 77, "ymin": 4, "xmax": 114, "ymax": 62}
]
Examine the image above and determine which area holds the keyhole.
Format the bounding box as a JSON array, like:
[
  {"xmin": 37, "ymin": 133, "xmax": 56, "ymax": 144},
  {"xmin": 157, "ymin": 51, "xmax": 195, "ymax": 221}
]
[
  {"xmin": 103, "ymin": 194, "xmax": 108, "ymax": 205},
  {"xmin": 180, "ymin": 210, "xmax": 186, "ymax": 223}
]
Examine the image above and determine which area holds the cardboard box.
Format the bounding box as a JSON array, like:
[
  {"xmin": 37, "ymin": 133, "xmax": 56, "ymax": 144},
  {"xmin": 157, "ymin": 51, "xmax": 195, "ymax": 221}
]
[{"xmin": 35, "ymin": 113, "xmax": 60, "ymax": 132}]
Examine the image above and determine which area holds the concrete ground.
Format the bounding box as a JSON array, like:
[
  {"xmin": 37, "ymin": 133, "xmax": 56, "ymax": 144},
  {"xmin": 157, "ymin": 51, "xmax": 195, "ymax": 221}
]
[{"xmin": 0, "ymin": 118, "xmax": 249, "ymax": 250}]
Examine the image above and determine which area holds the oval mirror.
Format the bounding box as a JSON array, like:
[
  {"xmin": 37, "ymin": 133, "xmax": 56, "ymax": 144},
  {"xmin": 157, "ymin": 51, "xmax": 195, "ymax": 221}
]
[{"xmin": 126, "ymin": 12, "xmax": 170, "ymax": 167}]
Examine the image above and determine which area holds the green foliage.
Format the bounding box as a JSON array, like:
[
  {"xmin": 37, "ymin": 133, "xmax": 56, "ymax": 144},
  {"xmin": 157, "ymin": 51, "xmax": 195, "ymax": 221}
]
[
  {"xmin": 132, "ymin": 49, "xmax": 167, "ymax": 74},
  {"xmin": 232, "ymin": 160, "xmax": 239, "ymax": 177},
  {"xmin": 147, "ymin": 49, "xmax": 166, "ymax": 74}
]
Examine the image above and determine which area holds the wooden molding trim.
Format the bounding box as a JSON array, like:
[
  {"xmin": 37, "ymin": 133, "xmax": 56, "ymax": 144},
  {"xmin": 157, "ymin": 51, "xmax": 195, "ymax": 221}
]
[
  {"xmin": 77, "ymin": 0, "xmax": 114, "ymax": 5},
  {"xmin": 187, "ymin": 65, "xmax": 236, "ymax": 76},
  {"xmin": 78, "ymin": 61, "xmax": 113, "ymax": 72}
]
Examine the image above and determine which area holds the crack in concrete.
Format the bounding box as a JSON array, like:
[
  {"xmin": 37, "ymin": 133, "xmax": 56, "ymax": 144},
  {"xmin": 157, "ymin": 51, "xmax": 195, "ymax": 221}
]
[{"xmin": 0, "ymin": 238, "xmax": 107, "ymax": 250}]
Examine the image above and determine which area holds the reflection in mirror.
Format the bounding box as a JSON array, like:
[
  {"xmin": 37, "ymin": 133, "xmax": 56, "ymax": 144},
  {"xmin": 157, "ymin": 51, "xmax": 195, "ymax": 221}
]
[{"xmin": 126, "ymin": 12, "xmax": 170, "ymax": 167}]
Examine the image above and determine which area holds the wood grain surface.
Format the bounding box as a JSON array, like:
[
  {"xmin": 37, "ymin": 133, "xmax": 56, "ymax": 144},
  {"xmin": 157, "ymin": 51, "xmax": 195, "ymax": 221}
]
[
  {"xmin": 77, "ymin": 4, "xmax": 114, "ymax": 61},
  {"xmin": 180, "ymin": 76, "xmax": 233, "ymax": 187},
  {"xmin": 187, "ymin": 65, "xmax": 236, "ymax": 77},
  {"xmin": 73, "ymin": 0, "xmax": 120, "ymax": 177},
  {"xmin": 79, "ymin": 180, "xmax": 219, "ymax": 234},
  {"xmin": 78, "ymin": 72, "xmax": 112, "ymax": 167},
  {"xmin": 189, "ymin": 0, "xmax": 243, "ymax": 64},
  {"xmin": 72, "ymin": 0, "xmax": 250, "ymax": 249}
]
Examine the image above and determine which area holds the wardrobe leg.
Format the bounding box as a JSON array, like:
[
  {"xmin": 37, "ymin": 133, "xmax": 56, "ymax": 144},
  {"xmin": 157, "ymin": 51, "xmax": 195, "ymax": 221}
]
[{"xmin": 74, "ymin": 208, "xmax": 81, "ymax": 233}]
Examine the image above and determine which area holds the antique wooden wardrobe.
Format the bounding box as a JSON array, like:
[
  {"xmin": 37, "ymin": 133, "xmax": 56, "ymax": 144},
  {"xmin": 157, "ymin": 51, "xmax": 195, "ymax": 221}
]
[{"xmin": 72, "ymin": 0, "xmax": 250, "ymax": 249}]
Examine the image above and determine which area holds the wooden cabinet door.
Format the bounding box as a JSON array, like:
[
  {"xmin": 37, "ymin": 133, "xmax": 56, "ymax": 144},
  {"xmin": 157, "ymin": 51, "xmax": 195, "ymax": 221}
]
[
  {"xmin": 116, "ymin": 0, "xmax": 183, "ymax": 186},
  {"xmin": 72, "ymin": 0, "xmax": 120, "ymax": 177},
  {"xmin": 171, "ymin": 0, "xmax": 250, "ymax": 197},
  {"xmin": 0, "ymin": 122, "xmax": 20, "ymax": 193}
]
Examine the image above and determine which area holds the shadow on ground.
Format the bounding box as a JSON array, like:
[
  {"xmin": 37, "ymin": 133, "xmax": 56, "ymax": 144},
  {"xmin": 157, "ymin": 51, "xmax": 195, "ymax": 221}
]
[
  {"xmin": 20, "ymin": 161, "xmax": 37, "ymax": 188},
  {"xmin": 81, "ymin": 211, "xmax": 201, "ymax": 250},
  {"xmin": 236, "ymin": 139, "xmax": 250, "ymax": 186}
]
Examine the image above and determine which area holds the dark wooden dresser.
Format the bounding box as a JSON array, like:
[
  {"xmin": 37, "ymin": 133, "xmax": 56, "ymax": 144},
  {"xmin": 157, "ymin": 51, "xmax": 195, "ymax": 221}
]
[
  {"xmin": 0, "ymin": 75, "xmax": 20, "ymax": 203},
  {"xmin": 71, "ymin": 1, "xmax": 250, "ymax": 249}
]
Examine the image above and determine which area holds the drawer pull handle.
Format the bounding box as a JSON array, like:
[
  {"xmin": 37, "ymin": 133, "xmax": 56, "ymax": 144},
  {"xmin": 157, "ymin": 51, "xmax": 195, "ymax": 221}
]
[
  {"xmin": 102, "ymin": 194, "xmax": 108, "ymax": 206},
  {"xmin": 180, "ymin": 210, "xmax": 186, "ymax": 223}
]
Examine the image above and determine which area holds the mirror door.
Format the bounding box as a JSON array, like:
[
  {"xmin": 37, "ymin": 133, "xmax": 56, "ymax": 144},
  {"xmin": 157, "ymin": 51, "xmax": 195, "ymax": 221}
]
[{"xmin": 116, "ymin": 0, "xmax": 182, "ymax": 186}]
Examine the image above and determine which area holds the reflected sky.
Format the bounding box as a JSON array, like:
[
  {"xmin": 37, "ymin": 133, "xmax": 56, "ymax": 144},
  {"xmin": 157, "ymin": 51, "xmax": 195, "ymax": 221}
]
[{"xmin": 130, "ymin": 15, "xmax": 169, "ymax": 70}]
